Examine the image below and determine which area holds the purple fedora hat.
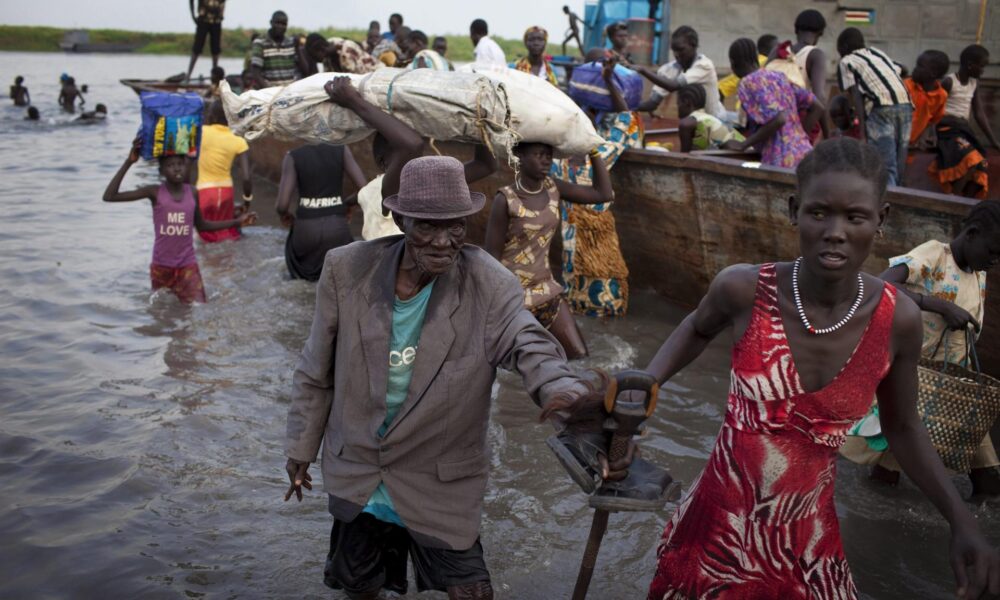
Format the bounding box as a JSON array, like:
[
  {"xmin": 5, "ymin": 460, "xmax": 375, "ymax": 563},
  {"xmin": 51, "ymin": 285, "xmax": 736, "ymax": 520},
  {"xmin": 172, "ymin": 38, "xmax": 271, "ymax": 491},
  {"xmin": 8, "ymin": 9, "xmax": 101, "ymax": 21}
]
[{"xmin": 383, "ymin": 156, "xmax": 486, "ymax": 220}]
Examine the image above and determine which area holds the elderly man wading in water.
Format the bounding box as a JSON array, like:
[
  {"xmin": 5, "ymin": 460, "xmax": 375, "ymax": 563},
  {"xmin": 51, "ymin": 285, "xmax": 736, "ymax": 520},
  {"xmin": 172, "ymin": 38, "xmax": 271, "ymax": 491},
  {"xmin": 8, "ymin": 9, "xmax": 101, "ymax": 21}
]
[{"xmin": 283, "ymin": 153, "xmax": 627, "ymax": 599}]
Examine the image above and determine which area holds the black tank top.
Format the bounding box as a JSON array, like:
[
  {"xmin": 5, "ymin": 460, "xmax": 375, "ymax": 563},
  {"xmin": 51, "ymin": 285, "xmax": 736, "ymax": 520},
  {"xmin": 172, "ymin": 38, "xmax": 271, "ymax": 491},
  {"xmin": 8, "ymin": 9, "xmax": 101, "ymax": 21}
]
[{"xmin": 291, "ymin": 144, "xmax": 346, "ymax": 219}]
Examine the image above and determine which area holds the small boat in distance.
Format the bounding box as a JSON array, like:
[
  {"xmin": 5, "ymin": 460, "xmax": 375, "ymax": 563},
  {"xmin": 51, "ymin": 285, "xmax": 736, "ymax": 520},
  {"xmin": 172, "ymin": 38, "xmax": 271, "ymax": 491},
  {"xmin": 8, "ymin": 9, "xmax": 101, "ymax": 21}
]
[
  {"xmin": 119, "ymin": 77, "xmax": 211, "ymax": 96},
  {"xmin": 61, "ymin": 30, "xmax": 142, "ymax": 53}
]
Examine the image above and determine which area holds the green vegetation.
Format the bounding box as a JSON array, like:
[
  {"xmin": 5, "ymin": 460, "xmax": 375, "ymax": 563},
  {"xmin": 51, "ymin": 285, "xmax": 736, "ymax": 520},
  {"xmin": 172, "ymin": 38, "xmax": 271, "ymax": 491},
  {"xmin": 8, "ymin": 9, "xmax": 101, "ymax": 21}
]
[{"xmin": 0, "ymin": 25, "xmax": 574, "ymax": 62}]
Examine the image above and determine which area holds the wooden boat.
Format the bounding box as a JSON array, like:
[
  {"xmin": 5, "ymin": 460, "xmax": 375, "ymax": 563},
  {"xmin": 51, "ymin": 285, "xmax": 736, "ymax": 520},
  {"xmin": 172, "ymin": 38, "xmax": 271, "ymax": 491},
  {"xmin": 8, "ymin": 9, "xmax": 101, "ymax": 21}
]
[
  {"xmin": 244, "ymin": 134, "xmax": 1000, "ymax": 379},
  {"xmin": 119, "ymin": 78, "xmax": 211, "ymax": 96},
  {"xmin": 639, "ymin": 115, "xmax": 1000, "ymax": 201}
]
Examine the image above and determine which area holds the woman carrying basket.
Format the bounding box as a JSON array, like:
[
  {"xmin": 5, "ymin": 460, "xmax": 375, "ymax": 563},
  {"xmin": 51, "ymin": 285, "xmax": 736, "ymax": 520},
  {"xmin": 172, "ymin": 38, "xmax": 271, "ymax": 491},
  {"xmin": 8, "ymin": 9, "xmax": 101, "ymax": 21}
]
[{"xmin": 842, "ymin": 201, "xmax": 1000, "ymax": 497}]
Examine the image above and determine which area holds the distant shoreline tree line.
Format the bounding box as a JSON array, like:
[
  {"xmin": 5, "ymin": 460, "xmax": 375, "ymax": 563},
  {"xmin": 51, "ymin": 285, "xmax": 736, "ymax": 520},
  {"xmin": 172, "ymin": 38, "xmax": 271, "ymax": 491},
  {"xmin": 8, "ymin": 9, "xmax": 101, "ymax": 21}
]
[{"xmin": 0, "ymin": 25, "xmax": 570, "ymax": 63}]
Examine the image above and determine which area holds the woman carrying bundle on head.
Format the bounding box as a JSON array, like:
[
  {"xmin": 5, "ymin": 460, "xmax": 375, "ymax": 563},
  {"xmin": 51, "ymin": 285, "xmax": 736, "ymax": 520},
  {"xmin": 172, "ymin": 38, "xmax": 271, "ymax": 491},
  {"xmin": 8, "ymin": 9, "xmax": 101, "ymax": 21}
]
[
  {"xmin": 730, "ymin": 37, "xmax": 823, "ymax": 168},
  {"xmin": 511, "ymin": 26, "xmax": 558, "ymax": 86},
  {"xmin": 484, "ymin": 142, "xmax": 613, "ymax": 359}
]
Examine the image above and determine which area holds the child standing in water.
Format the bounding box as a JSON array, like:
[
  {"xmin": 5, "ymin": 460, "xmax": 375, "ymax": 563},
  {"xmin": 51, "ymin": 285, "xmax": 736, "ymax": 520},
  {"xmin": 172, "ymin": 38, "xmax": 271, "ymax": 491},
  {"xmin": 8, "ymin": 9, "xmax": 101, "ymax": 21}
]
[
  {"xmin": 103, "ymin": 138, "xmax": 257, "ymax": 303},
  {"xmin": 933, "ymin": 44, "xmax": 999, "ymax": 199},
  {"xmin": 58, "ymin": 76, "xmax": 84, "ymax": 114},
  {"xmin": 10, "ymin": 76, "xmax": 29, "ymax": 106}
]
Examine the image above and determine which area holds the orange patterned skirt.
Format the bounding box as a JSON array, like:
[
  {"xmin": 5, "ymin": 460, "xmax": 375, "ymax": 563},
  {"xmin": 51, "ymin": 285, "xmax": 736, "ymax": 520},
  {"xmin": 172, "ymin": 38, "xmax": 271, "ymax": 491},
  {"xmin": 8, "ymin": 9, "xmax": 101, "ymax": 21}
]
[{"xmin": 150, "ymin": 263, "xmax": 206, "ymax": 303}]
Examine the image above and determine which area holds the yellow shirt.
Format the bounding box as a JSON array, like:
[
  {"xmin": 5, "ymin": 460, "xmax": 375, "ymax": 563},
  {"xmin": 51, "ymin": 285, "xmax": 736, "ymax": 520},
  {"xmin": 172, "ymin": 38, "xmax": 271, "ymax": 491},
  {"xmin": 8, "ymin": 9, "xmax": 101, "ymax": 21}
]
[
  {"xmin": 889, "ymin": 239, "xmax": 986, "ymax": 365},
  {"xmin": 197, "ymin": 124, "xmax": 249, "ymax": 189},
  {"xmin": 718, "ymin": 54, "xmax": 769, "ymax": 100}
]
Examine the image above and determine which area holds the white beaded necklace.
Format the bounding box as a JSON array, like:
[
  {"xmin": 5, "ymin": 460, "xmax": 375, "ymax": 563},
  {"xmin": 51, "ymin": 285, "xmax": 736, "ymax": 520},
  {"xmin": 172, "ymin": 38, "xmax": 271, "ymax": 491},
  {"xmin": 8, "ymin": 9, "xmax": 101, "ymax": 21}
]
[
  {"xmin": 792, "ymin": 257, "xmax": 864, "ymax": 335},
  {"xmin": 515, "ymin": 175, "xmax": 544, "ymax": 195}
]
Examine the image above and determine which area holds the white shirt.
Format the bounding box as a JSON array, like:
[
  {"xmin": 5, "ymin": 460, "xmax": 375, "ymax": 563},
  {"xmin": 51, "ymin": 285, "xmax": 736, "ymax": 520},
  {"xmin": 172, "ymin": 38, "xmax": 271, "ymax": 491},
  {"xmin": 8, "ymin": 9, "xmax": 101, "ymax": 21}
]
[
  {"xmin": 473, "ymin": 36, "xmax": 507, "ymax": 68},
  {"xmin": 358, "ymin": 175, "xmax": 402, "ymax": 240},
  {"xmin": 652, "ymin": 54, "xmax": 725, "ymax": 120},
  {"xmin": 944, "ymin": 73, "xmax": 976, "ymax": 119}
]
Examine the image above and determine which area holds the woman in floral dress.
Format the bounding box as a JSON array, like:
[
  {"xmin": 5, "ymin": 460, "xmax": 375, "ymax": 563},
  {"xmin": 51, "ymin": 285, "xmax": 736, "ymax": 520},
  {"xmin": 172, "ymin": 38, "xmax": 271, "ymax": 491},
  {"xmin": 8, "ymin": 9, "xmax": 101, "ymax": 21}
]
[
  {"xmin": 485, "ymin": 142, "xmax": 613, "ymax": 358},
  {"xmin": 730, "ymin": 37, "xmax": 823, "ymax": 168}
]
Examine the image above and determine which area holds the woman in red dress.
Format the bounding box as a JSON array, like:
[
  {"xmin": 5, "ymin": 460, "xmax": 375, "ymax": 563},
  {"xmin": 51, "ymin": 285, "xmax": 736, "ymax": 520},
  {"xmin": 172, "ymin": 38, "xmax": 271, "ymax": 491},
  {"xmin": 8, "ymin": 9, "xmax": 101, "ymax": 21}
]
[{"xmin": 643, "ymin": 138, "xmax": 1000, "ymax": 599}]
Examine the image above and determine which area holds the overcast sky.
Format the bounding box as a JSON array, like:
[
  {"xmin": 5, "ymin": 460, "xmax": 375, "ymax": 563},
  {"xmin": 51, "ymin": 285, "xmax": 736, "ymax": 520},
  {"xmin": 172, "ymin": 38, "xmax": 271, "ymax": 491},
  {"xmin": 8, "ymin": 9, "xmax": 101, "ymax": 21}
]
[{"xmin": 1, "ymin": 0, "xmax": 579, "ymax": 40}]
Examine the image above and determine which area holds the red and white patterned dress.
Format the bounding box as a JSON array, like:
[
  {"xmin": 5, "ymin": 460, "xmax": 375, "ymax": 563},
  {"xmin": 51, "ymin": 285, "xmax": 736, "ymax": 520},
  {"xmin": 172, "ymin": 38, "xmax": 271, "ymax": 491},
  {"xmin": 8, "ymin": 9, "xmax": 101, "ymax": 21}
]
[{"xmin": 648, "ymin": 263, "xmax": 897, "ymax": 600}]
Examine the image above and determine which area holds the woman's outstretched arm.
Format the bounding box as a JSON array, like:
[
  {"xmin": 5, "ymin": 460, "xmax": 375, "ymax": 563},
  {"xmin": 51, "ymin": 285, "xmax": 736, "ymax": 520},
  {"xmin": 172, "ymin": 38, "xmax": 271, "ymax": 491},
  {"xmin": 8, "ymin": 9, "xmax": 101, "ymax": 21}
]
[{"xmin": 645, "ymin": 264, "xmax": 758, "ymax": 383}]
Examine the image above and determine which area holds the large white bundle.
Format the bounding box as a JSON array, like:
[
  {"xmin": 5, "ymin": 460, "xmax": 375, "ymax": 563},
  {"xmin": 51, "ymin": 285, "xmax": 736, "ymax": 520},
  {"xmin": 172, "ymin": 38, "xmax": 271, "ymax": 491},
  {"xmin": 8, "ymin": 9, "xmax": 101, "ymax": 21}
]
[
  {"xmin": 219, "ymin": 71, "xmax": 513, "ymax": 151},
  {"xmin": 219, "ymin": 73, "xmax": 368, "ymax": 143},
  {"xmin": 220, "ymin": 68, "xmax": 603, "ymax": 160},
  {"xmin": 469, "ymin": 66, "xmax": 603, "ymax": 157}
]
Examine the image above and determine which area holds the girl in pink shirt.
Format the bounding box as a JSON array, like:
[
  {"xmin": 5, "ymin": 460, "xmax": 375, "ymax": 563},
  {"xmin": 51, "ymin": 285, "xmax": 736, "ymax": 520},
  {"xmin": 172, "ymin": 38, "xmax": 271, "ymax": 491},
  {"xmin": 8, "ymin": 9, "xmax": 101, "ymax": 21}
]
[{"xmin": 103, "ymin": 137, "xmax": 257, "ymax": 302}]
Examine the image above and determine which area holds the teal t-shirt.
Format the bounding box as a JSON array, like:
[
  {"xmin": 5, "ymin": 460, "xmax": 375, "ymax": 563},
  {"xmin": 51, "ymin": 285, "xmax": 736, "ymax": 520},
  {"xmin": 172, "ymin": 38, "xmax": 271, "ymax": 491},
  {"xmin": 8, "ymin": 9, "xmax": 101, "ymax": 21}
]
[{"xmin": 362, "ymin": 280, "xmax": 435, "ymax": 526}]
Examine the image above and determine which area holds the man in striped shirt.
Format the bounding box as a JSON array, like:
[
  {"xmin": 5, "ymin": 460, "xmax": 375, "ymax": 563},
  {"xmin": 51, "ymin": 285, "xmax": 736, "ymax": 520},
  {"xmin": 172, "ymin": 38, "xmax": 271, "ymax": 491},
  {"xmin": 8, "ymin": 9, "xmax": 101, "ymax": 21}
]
[
  {"xmin": 837, "ymin": 27, "xmax": 913, "ymax": 186},
  {"xmin": 250, "ymin": 11, "xmax": 304, "ymax": 88}
]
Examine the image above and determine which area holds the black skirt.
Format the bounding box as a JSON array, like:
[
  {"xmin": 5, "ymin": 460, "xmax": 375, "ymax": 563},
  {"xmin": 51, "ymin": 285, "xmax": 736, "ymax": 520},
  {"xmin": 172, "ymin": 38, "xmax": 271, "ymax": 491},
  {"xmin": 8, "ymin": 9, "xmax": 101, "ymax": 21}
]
[{"xmin": 284, "ymin": 214, "xmax": 354, "ymax": 281}]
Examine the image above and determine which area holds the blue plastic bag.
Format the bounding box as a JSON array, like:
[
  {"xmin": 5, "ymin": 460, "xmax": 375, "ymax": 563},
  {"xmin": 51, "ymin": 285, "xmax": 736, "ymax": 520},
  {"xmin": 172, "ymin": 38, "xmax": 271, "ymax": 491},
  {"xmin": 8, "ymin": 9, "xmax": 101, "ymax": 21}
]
[
  {"xmin": 138, "ymin": 91, "xmax": 204, "ymax": 160},
  {"xmin": 568, "ymin": 62, "xmax": 643, "ymax": 112}
]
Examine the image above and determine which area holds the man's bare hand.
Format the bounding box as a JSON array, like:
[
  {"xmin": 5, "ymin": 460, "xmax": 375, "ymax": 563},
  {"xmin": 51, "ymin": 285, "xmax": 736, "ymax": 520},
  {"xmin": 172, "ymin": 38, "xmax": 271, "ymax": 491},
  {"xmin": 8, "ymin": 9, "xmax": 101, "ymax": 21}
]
[{"xmin": 284, "ymin": 459, "xmax": 312, "ymax": 502}]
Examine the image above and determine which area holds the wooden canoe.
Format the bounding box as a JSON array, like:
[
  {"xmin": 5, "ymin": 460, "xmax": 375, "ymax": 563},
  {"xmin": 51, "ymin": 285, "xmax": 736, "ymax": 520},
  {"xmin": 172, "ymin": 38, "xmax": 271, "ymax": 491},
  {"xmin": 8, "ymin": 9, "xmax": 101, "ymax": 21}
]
[
  {"xmin": 245, "ymin": 134, "xmax": 1000, "ymax": 376},
  {"xmin": 119, "ymin": 78, "xmax": 211, "ymax": 96}
]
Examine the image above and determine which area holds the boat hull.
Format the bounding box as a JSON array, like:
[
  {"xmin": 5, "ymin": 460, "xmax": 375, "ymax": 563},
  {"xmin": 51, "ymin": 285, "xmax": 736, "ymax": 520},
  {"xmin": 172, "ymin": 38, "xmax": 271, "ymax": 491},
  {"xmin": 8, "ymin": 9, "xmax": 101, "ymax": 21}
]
[{"xmin": 246, "ymin": 135, "xmax": 1000, "ymax": 376}]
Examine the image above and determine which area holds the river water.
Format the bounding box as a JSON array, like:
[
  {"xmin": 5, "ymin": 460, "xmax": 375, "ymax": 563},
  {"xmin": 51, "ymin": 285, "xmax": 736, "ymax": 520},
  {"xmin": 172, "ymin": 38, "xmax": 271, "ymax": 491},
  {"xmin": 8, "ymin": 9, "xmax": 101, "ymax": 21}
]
[{"xmin": 0, "ymin": 51, "xmax": 995, "ymax": 599}]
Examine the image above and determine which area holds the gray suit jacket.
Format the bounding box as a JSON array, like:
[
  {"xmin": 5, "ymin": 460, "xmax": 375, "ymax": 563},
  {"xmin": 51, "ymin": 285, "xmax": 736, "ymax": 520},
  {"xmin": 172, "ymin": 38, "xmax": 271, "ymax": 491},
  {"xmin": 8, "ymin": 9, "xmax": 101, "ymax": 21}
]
[{"xmin": 285, "ymin": 236, "xmax": 583, "ymax": 550}]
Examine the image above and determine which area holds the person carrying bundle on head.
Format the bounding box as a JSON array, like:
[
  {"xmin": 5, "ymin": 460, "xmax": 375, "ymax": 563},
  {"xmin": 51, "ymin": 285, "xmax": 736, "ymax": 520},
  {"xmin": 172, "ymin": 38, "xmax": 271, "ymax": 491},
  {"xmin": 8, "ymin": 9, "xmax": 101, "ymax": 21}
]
[{"xmin": 102, "ymin": 138, "xmax": 257, "ymax": 303}]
